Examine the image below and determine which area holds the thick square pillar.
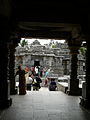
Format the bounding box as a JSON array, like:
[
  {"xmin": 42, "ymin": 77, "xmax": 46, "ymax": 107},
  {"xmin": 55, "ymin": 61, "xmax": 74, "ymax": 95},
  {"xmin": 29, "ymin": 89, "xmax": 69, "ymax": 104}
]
[
  {"xmin": 80, "ymin": 40, "xmax": 90, "ymax": 108},
  {"xmin": 67, "ymin": 37, "xmax": 82, "ymax": 95},
  {"xmin": 0, "ymin": 42, "xmax": 12, "ymax": 109},
  {"xmin": 67, "ymin": 53, "xmax": 80, "ymax": 95},
  {"xmin": 9, "ymin": 42, "xmax": 18, "ymax": 95}
]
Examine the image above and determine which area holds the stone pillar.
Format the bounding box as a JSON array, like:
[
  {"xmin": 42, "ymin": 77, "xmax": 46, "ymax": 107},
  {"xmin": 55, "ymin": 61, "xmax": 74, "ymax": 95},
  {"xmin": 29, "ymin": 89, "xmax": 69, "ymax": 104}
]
[
  {"xmin": 68, "ymin": 49, "xmax": 79, "ymax": 95},
  {"xmin": 79, "ymin": 12, "xmax": 90, "ymax": 108},
  {"xmin": 0, "ymin": 13, "xmax": 13, "ymax": 108},
  {"xmin": 67, "ymin": 39, "xmax": 81, "ymax": 95},
  {"xmin": 9, "ymin": 41, "xmax": 18, "ymax": 95},
  {"xmin": 0, "ymin": 41, "xmax": 12, "ymax": 108},
  {"xmin": 63, "ymin": 60, "xmax": 67, "ymax": 75},
  {"xmin": 80, "ymin": 40, "xmax": 90, "ymax": 108}
]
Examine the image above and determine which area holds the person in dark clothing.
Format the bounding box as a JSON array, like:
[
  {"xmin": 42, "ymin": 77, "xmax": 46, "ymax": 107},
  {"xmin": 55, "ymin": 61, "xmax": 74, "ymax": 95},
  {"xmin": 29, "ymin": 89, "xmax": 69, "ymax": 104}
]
[
  {"xmin": 49, "ymin": 79, "xmax": 57, "ymax": 91},
  {"xmin": 32, "ymin": 78, "xmax": 38, "ymax": 91},
  {"xmin": 39, "ymin": 65, "xmax": 43, "ymax": 77},
  {"xmin": 31, "ymin": 66, "xmax": 35, "ymax": 75},
  {"xmin": 32, "ymin": 74, "xmax": 42, "ymax": 91},
  {"xmin": 35, "ymin": 74, "xmax": 42, "ymax": 89},
  {"xmin": 15, "ymin": 66, "xmax": 26, "ymax": 95}
]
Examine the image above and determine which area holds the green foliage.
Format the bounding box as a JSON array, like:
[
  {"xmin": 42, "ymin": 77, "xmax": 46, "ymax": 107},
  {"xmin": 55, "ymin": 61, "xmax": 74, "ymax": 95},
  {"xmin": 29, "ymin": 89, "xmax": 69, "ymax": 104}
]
[
  {"xmin": 49, "ymin": 40, "xmax": 57, "ymax": 48},
  {"xmin": 79, "ymin": 47, "xmax": 87, "ymax": 56},
  {"xmin": 52, "ymin": 44, "xmax": 56, "ymax": 48},
  {"xmin": 49, "ymin": 40, "xmax": 54, "ymax": 46},
  {"xmin": 20, "ymin": 39, "xmax": 28, "ymax": 47}
]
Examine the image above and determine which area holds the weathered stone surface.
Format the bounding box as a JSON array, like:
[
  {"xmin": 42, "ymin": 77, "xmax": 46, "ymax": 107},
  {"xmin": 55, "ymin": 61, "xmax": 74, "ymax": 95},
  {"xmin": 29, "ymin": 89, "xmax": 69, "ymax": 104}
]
[{"xmin": 15, "ymin": 40, "xmax": 85, "ymax": 76}]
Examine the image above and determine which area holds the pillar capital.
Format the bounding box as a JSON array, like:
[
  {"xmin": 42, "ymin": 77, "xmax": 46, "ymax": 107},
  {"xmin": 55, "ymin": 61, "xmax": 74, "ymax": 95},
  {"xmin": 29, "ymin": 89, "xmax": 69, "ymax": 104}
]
[
  {"xmin": 71, "ymin": 26, "xmax": 81, "ymax": 39},
  {"xmin": 68, "ymin": 38, "xmax": 82, "ymax": 54},
  {"xmin": 9, "ymin": 32, "xmax": 21, "ymax": 47}
]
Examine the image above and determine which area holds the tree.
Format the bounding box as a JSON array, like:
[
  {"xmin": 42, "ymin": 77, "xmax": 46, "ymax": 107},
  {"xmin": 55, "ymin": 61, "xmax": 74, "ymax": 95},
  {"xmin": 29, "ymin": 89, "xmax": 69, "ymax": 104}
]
[
  {"xmin": 79, "ymin": 47, "xmax": 87, "ymax": 56},
  {"xmin": 20, "ymin": 39, "xmax": 28, "ymax": 47},
  {"xmin": 49, "ymin": 40, "xmax": 56, "ymax": 48},
  {"xmin": 52, "ymin": 44, "xmax": 56, "ymax": 48}
]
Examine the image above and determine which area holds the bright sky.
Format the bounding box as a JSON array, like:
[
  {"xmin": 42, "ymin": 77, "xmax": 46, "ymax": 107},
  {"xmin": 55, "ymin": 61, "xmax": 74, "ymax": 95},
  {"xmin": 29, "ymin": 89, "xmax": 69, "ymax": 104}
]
[{"xmin": 21, "ymin": 38, "xmax": 65, "ymax": 45}]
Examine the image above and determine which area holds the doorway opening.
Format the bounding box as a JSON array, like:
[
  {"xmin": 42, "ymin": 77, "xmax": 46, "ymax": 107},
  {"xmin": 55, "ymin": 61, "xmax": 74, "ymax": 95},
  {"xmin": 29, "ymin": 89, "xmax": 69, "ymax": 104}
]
[
  {"xmin": 15, "ymin": 38, "xmax": 85, "ymax": 92},
  {"xmin": 34, "ymin": 60, "xmax": 40, "ymax": 67}
]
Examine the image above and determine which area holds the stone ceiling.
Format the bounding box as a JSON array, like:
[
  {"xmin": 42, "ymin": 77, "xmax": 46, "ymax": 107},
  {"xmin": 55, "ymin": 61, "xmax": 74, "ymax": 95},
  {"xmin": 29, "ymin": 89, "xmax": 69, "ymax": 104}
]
[{"xmin": 12, "ymin": 1, "xmax": 87, "ymax": 40}]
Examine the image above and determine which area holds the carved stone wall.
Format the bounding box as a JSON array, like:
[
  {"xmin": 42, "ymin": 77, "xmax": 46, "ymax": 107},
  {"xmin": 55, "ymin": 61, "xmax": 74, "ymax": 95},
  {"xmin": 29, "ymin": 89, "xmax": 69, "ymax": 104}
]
[{"xmin": 15, "ymin": 40, "xmax": 85, "ymax": 77}]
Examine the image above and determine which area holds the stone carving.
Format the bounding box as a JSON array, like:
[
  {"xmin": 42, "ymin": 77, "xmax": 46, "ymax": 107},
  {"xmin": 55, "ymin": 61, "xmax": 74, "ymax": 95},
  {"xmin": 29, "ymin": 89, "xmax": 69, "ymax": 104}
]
[{"xmin": 15, "ymin": 40, "xmax": 85, "ymax": 76}]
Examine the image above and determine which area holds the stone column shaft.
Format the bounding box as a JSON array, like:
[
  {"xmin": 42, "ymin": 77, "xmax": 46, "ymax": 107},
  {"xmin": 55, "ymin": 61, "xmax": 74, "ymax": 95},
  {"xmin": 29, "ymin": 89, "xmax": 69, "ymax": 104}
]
[
  {"xmin": 0, "ymin": 42, "xmax": 12, "ymax": 108},
  {"xmin": 64, "ymin": 60, "xmax": 67, "ymax": 75},
  {"xmin": 9, "ymin": 43, "xmax": 17, "ymax": 95},
  {"xmin": 86, "ymin": 41, "xmax": 90, "ymax": 88},
  {"xmin": 67, "ymin": 39, "xmax": 81, "ymax": 95},
  {"xmin": 80, "ymin": 40, "xmax": 90, "ymax": 108},
  {"xmin": 69, "ymin": 53, "xmax": 79, "ymax": 92}
]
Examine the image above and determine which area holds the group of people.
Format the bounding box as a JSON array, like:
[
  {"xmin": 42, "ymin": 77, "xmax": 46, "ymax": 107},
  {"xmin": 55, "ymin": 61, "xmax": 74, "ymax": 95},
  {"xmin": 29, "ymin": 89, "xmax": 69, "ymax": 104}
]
[
  {"xmin": 15, "ymin": 65, "xmax": 57, "ymax": 95},
  {"xmin": 26, "ymin": 73, "xmax": 42, "ymax": 91},
  {"xmin": 30, "ymin": 66, "xmax": 49, "ymax": 86},
  {"xmin": 15, "ymin": 65, "xmax": 42, "ymax": 95},
  {"xmin": 31, "ymin": 65, "xmax": 43, "ymax": 77}
]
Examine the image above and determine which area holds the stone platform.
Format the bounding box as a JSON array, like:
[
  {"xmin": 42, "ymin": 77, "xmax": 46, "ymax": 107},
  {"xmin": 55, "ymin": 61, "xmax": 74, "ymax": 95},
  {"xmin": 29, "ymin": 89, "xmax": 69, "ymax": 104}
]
[
  {"xmin": 57, "ymin": 82, "xmax": 82, "ymax": 95},
  {"xmin": 0, "ymin": 87, "xmax": 90, "ymax": 120}
]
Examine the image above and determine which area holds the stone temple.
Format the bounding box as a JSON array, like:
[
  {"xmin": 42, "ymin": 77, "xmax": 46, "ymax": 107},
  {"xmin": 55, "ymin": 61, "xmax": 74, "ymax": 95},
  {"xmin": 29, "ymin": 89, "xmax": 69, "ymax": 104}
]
[{"xmin": 15, "ymin": 39, "xmax": 85, "ymax": 77}]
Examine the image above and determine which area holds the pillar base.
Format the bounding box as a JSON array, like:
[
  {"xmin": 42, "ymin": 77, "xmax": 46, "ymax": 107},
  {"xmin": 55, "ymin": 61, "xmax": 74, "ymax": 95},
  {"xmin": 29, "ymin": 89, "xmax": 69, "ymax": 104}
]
[
  {"xmin": 0, "ymin": 98, "xmax": 12, "ymax": 109},
  {"xmin": 80, "ymin": 97, "xmax": 90, "ymax": 109},
  {"xmin": 19, "ymin": 91, "xmax": 26, "ymax": 95},
  {"xmin": 67, "ymin": 88, "xmax": 81, "ymax": 96},
  {"xmin": 10, "ymin": 88, "xmax": 18, "ymax": 95}
]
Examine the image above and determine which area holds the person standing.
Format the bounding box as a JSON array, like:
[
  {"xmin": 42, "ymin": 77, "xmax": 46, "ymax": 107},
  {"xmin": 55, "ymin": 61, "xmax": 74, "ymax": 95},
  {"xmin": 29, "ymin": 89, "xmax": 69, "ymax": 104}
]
[
  {"xmin": 31, "ymin": 66, "xmax": 35, "ymax": 75},
  {"xmin": 44, "ymin": 70, "xmax": 49, "ymax": 86},
  {"xmin": 32, "ymin": 74, "xmax": 42, "ymax": 91},
  {"xmin": 39, "ymin": 65, "xmax": 43, "ymax": 77},
  {"xmin": 35, "ymin": 74, "xmax": 42, "ymax": 89},
  {"xmin": 35, "ymin": 66, "xmax": 39, "ymax": 75},
  {"xmin": 15, "ymin": 66, "xmax": 26, "ymax": 95},
  {"xmin": 43, "ymin": 67, "xmax": 47, "ymax": 77},
  {"xmin": 26, "ymin": 74, "xmax": 33, "ymax": 91}
]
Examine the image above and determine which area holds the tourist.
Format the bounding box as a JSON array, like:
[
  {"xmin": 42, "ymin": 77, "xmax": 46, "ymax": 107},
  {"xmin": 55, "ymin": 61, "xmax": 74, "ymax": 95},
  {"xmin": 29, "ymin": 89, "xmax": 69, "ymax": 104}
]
[
  {"xmin": 32, "ymin": 78, "xmax": 38, "ymax": 91},
  {"xmin": 49, "ymin": 79, "xmax": 57, "ymax": 91},
  {"xmin": 31, "ymin": 66, "xmax": 35, "ymax": 75},
  {"xmin": 35, "ymin": 66, "xmax": 39, "ymax": 75},
  {"xmin": 25, "ymin": 65, "xmax": 29, "ymax": 73},
  {"xmin": 15, "ymin": 66, "xmax": 27, "ymax": 95},
  {"xmin": 35, "ymin": 74, "xmax": 42, "ymax": 89},
  {"xmin": 44, "ymin": 69, "xmax": 49, "ymax": 86},
  {"xmin": 26, "ymin": 74, "xmax": 33, "ymax": 91},
  {"xmin": 43, "ymin": 66, "xmax": 47, "ymax": 77},
  {"xmin": 39, "ymin": 65, "xmax": 43, "ymax": 77},
  {"xmin": 32, "ymin": 74, "xmax": 42, "ymax": 91},
  {"xmin": 44, "ymin": 77, "xmax": 48, "ymax": 87}
]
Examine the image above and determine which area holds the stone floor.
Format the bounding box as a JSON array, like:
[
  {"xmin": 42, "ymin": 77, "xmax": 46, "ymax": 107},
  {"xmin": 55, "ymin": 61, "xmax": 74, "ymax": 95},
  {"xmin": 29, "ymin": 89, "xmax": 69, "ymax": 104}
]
[{"xmin": 0, "ymin": 87, "xmax": 90, "ymax": 120}]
